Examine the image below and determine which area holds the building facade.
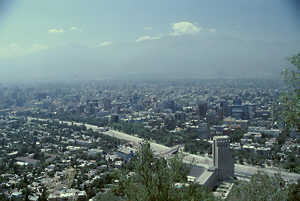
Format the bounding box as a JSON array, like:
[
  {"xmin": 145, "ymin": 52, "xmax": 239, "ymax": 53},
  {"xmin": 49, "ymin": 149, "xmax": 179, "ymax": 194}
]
[{"xmin": 212, "ymin": 136, "xmax": 234, "ymax": 181}]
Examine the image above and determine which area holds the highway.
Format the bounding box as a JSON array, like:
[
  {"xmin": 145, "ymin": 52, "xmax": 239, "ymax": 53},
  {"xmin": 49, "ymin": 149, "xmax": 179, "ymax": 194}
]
[{"xmin": 28, "ymin": 117, "xmax": 300, "ymax": 183}]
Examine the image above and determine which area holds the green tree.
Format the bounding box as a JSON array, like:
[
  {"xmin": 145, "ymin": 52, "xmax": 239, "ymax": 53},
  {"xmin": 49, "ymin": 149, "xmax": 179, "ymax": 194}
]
[
  {"xmin": 226, "ymin": 172, "xmax": 288, "ymax": 201},
  {"xmin": 38, "ymin": 187, "xmax": 48, "ymax": 201},
  {"xmin": 94, "ymin": 191, "xmax": 123, "ymax": 201},
  {"xmin": 22, "ymin": 186, "xmax": 32, "ymax": 201},
  {"xmin": 287, "ymin": 179, "xmax": 300, "ymax": 201},
  {"xmin": 281, "ymin": 53, "xmax": 300, "ymax": 131},
  {"xmin": 113, "ymin": 141, "xmax": 216, "ymax": 201},
  {"xmin": 0, "ymin": 194, "xmax": 7, "ymax": 201}
]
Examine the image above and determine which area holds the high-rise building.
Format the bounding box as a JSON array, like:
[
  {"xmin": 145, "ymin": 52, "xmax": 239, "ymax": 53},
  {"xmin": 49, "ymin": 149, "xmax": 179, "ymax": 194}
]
[
  {"xmin": 192, "ymin": 135, "xmax": 234, "ymax": 189},
  {"xmin": 103, "ymin": 98, "xmax": 112, "ymax": 111},
  {"xmin": 220, "ymin": 101, "xmax": 230, "ymax": 117},
  {"xmin": 111, "ymin": 114, "xmax": 119, "ymax": 123},
  {"xmin": 246, "ymin": 103, "xmax": 257, "ymax": 119},
  {"xmin": 233, "ymin": 96, "xmax": 242, "ymax": 105},
  {"xmin": 131, "ymin": 93, "xmax": 139, "ymax": 104},
  {"xmin": 175, "ymin": 111, "xmax": 186, "ymax": 121},
  {"xmin": 87, "ymin": 100, "xmax": 98, "ymax": 114},
  {"xmin": 212, "ymin": 136, "xmax": 234, "ymax": 181},
  {"xmin": 231, "ymin": 105, "xmax": 245, "ymax": 119},
  {"xmin": 230, "ymin": 104, "xmax": 255, "ymax": 120},
  {"xmin": 198, "ymin": 101, "xmax": 208, "ymax": 117},
  {"xmin": 113, "ymin": 103, "xmax": 121, "ymax": 114},
  {"xmin": 164, "ymin": 99, "xmax": 176, "ymax": 112}
]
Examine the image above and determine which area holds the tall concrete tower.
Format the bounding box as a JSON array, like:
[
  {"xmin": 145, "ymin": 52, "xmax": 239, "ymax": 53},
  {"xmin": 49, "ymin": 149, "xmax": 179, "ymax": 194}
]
[{"xmin": 212, "ymin": 136, "xmax": 234, "ymax": 181}]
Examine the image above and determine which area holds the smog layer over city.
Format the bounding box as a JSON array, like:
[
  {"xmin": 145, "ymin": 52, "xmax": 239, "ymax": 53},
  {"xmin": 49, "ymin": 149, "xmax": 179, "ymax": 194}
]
[{"xmin": 0, "ymin": 1, "xmax": 299, "ymax": 201}]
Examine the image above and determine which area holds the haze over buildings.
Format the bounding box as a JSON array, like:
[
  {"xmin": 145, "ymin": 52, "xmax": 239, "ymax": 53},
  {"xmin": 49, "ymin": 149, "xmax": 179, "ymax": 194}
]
[{"xmin": 0, "ymin": 0, "xmax": 300, "ymax": 81}]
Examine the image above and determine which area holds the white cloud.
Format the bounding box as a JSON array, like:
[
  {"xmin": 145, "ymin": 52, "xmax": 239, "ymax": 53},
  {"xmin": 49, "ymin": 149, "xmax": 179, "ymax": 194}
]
[
  {"xmin": 99, "ymin": 41, "xmax": 112, "ymax": 47},
  {"xmin": 48, "ymin": 28, "xmax": 65, "ymax": 34},
  {"xmin": 70, "ymin": 26, "xmax": 83, "ymax": 32},
  {"xmin": 144, "ymin": 27, "xmax": 153, "ymax": 30},
  {"xmin": 170, "ymin": 21, "xmax": 201, "ymax": 36},
  {"xmin": 136, "ymin": 35, "xmax": 161, "ymax": 42},
  {"xmin": 9, "ymin": 43, "xmax": 19, "ymax": 49},
  {"xmin": 31, "ymin": 44, "xmax": 49, "ymax": 51},
  {"xmin": 70, "ymin": 26, "xmax": 78, "ymax": 31},
  {"xmin": 0, "ymin": 43, "xmax": 48, "ymax": 58}
]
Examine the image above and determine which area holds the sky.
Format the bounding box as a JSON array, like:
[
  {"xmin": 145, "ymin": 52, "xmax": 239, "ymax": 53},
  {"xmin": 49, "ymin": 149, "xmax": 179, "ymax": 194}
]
[{"xmin": 0, "ymin": 0, "xmax": 300, "ymax": 81}]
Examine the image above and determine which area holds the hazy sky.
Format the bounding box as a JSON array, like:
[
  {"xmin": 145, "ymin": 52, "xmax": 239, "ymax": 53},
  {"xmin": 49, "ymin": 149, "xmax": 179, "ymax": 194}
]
[{"xmin": 0, "ymin": 0, "xmax": 300, "ymax": 81}]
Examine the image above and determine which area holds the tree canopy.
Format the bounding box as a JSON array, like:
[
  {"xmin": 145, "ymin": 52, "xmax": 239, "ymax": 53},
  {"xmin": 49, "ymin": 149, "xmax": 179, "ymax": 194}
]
[
  {"xmin": 226, "ymin": 172, "xmax": 300, "ymax": 201},
  {"xmin": 281, "ymin": 53, "xmax": 300, "ymax": 131},
  {"xmin": 96, "ymin": 141, "xmax": 216, "ymax": 201}
]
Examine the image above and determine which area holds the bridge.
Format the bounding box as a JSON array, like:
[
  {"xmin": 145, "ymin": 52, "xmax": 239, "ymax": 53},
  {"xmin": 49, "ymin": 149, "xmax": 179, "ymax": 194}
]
[{"xmin": 158, "ymin": 145, "xmax": 183, "ymax": 157}]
